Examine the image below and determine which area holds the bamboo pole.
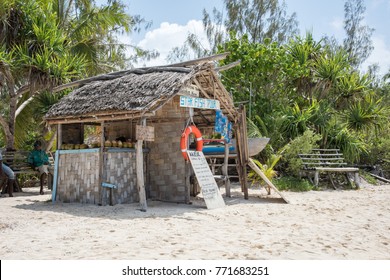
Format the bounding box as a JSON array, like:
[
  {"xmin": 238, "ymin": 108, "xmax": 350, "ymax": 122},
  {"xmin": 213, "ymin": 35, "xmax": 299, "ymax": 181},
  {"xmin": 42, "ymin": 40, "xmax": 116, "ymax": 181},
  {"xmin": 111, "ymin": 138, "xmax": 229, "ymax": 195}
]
[
  {"xmin": 241, "ymin": 106, "xmax": 249, "ymax": 199},
  {"xmin": 57, "ymin": 124, "xmax": 62, "ymax": 150},
  {"xmin": 223, "ymin": 140, "xmax": 231, "ymax": 197},
  {"xmin": 136, "ymin": 118, "xmax": 147, "ymax": 211},
  {"xmin": 235, "ymin": 105, "xmax": 249, "ymax": 199},
  {"xmin": 98, "ymin": 122, "xmax": 105, "ymax": 205}
]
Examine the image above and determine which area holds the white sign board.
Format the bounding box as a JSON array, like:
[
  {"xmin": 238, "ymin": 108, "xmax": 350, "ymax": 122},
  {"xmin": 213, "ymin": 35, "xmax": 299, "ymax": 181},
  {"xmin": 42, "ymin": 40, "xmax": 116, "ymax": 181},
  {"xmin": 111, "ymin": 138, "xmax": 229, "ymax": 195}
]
[
  {"xmin": 187, "ymin": 151, "xmax": 225, "ymax": 209},
  {"xmin": 180, "ymin": 96, "xmax": 220, "ymax": 110},
  {"xmin": 136, "ymin": 125, "xmax": 155, "ymax": 141},
  {"xmin": 178, "ymin": 85, "xmax": 200, "ymax": 97}
]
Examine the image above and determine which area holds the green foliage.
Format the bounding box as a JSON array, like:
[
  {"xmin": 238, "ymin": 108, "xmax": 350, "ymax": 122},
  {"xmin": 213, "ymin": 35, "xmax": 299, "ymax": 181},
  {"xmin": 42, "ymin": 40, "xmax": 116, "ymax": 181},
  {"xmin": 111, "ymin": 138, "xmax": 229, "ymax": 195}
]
[
  {"xmin": 360, "ymin": 122, "xmax": 390, "ymax": 177},
  {"xmin": 342, "ymin": 94, "xmax": 387, "ymax": 133},
  {"xmin": 0, "ymin": 131, "xmax": 4, "ymax": 147},
  {"xmin": 1, "ymin": 0, "xmax": 154, "ymax": 149},
  {"xmin": 359, "ymin": 170, "xmax": 378, "ymax": 185},
  {"xmin": 247, "ymin": 117, "xmax": 264, "ymax": 138},
  {"xmin": 326, "ymin": 121, "xmax": 367, "ymax": 163},
  {"xmin": 219, "ymin": 32, "xmax": 383, "ymax": 172},
  {"xmin": 282, "ymin": 130, "xmax": 322, "ymax": 176},
  {"xmin": 219, "ymin": 32, "xmax": 303, "ymax": 129},
  {"xmin": 273, "ymin": 176, "xmax": 315, "ymax": 192},
  {"xmin": 248, "ymin": 154, "xmax": 282, "ymax": 186},
  {"xmin": 280, "ymin": 102, "xmax": 314, "ymax": 139}
]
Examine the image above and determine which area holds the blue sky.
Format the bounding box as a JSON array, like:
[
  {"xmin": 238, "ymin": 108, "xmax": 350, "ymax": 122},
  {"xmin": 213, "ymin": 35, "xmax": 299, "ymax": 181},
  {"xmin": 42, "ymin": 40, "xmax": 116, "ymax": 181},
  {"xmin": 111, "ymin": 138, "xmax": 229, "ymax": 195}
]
[{"xmin": 100, "ymin": 0, "xmax": 390, "ymax": 76}]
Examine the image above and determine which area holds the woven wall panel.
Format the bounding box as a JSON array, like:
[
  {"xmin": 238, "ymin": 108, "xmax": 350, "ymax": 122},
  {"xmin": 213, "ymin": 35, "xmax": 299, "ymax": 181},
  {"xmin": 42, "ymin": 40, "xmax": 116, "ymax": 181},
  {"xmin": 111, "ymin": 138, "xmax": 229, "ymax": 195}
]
[
  {"xmin": 56, "ymin": 152, "xmax": 100, "ymax": 204},
  {"xmin": 148, "ymin": 119, "xmax": 187, "ymax": 202},
  {"xmin": 55, "ymin": 151, "xmax": 139, "ymax": 205}
]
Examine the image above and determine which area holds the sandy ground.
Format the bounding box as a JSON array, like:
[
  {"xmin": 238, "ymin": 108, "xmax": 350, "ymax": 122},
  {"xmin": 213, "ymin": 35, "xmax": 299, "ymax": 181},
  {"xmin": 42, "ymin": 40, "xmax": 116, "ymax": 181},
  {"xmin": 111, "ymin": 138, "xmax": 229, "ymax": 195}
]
[{"xmin": 0, "ymin": 182, "xmax": 389, "ymax": 260}]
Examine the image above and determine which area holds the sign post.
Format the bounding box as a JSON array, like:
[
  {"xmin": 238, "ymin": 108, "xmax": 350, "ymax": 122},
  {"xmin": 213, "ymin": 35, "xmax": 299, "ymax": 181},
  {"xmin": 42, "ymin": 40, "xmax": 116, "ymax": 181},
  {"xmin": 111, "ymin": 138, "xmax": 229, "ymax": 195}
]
[{"xmin": 187, "ymin": 151, "xmax": 225, "ymax": 209}]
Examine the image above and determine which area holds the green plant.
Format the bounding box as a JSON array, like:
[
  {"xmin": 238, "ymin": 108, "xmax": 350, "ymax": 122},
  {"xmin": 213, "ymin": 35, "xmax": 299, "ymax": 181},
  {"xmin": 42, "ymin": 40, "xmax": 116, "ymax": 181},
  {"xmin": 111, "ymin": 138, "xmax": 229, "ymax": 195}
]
[
  {"xmin": 359, "ymin": 170, "xmax": 377, "ymax": 185},
  {"xmin": 273, "ymin": 176, "xmax": 315, "ymax": 192},
  {"xmin": 282, "ymin": 130, "xmax": 322, "ymax": 176},
  {"xmin": 248, "ymin": 151, "xmax": 283, "ymax": 188},
  {"xmin": 326, "ymin": 121, "xmax": 367, "ymax": 163}
]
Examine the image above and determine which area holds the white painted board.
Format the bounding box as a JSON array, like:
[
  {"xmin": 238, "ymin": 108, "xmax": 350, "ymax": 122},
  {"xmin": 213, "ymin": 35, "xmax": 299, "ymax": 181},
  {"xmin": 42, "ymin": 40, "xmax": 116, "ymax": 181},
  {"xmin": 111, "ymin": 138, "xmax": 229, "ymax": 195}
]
[{"xmin": 187, "ymin": 151, "xmax": 225, "ymax": 209}]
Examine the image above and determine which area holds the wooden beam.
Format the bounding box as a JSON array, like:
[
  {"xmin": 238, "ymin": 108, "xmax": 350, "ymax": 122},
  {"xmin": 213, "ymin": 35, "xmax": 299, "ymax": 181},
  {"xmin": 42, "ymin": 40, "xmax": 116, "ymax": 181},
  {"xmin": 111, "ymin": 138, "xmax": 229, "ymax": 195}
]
[
  {"xmin": 193, "ymin": 79, "xmax": 212, "ymax": 99},
  {"xmin": 215, "ymin": 60, "xmax": 241, "ymax": 72},
  {"xmin": 369, "ymin": 173, "xmax": 390, "ymax": 183},
  {"xmin": 46, "ymin": 112, "xmax": 155, "ymax": 125},
  {"xmin": 165, "ymin": 52, "xmax": 230, "ymax": 67},
  {"xmin": 248, "ymin": 158, "xmax": 290, "ymax": 204}
]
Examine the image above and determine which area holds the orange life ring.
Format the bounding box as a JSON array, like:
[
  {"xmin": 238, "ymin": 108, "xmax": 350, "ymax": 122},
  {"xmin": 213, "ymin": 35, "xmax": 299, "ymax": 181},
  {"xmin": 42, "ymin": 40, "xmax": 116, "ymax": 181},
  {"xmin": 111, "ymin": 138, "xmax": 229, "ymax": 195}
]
[{"xmin": 180, "ymin": 125, "xmax": 203, "ymax": 161}]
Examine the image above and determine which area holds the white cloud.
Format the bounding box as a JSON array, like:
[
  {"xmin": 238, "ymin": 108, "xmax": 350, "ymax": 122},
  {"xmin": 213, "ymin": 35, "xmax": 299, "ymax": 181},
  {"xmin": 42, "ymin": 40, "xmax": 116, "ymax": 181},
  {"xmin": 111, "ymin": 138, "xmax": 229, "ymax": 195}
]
[
  {"xmin": 135, "ymin": 20, "xmax": 209, "ymax": 67},
  {"xmin": 361, "ymin": 36, "xmax": 390, "ymax": 77},
  {"xmin": 330, "ymin": 17, "xmax": 343, "ymax": 32}
]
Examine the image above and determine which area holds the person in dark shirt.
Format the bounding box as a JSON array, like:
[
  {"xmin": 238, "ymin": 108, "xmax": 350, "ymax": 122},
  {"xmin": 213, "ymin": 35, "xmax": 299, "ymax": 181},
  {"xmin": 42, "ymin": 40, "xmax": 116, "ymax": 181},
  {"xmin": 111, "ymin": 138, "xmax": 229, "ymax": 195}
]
[{"xmin": 28, "ymin": 141, "xmax": 50, "ymax": 195}]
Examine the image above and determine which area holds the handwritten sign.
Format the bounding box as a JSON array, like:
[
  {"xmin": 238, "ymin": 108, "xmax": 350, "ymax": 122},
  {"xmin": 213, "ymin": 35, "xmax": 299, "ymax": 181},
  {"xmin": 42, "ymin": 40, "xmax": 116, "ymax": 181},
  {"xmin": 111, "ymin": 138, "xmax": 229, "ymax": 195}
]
[
  {"xmin": 136, "ymin": 125, "xmax": 155, "ymax": 141},
  {"xmin": 180, "ymin": 96, "xmax": 220, "ymax": 110},
  {"xmin": 187, "ymin": 151, "xmax": 225, "ymax": 209},
  {"xmin": 178, "ymin": 85, "xmax": 199, "ymax": 97}
]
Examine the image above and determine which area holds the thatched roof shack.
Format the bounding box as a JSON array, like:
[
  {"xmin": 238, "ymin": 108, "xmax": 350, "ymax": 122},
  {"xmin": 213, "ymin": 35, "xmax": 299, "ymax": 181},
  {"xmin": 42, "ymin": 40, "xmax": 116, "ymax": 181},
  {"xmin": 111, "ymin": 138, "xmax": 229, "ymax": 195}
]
[
  {"xmin": 46, "ymin": 57, "xmax": 237, "ymax": 125},
  {"xmin": 45, "ymin": 54, "xmax": 249, "ymax": 208}
]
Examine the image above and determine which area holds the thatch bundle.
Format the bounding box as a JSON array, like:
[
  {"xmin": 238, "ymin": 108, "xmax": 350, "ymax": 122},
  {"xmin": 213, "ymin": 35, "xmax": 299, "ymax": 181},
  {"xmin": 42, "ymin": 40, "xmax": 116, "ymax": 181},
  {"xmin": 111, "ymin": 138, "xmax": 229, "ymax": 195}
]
[{"xmin": 46, "ymin": 67, "xmax": 196, "ymax": 119}]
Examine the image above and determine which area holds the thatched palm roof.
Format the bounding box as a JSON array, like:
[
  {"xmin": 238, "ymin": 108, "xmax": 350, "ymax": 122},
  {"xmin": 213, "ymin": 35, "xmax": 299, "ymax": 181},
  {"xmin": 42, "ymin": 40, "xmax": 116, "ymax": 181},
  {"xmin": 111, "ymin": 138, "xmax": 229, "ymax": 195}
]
[{"xmin": 45, "ymin": 58, "xmax": 238, "ymax": 124}]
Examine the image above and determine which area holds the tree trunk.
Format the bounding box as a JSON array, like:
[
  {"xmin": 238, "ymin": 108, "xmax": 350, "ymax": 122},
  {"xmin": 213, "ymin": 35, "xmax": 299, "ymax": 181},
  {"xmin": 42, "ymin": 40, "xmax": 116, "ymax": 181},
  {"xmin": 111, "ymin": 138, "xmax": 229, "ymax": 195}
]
[{"xmin": 7, "ymin": 96, "xmax": 17, "ymax": 150}]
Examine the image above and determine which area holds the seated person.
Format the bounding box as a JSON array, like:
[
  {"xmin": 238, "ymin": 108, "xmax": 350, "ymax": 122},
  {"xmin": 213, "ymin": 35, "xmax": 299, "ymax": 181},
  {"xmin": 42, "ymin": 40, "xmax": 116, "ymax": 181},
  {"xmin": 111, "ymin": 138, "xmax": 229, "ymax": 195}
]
[
  {"xmin": 28, "ymin": 140, "xmax": 50, "ymax": 195},
  {"xmin": 0, "ymin": 150, "xmax": 15, "ymax": 197}
]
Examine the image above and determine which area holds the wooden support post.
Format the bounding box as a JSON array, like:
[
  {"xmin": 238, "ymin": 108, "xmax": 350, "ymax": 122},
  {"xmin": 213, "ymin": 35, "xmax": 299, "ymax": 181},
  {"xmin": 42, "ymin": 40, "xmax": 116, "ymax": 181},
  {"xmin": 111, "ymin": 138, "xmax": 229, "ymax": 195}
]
[
  {"xmin": 223, "ymin": 141, "xmax": 231, "ymax": 197},
  {"xmin": 241, "ymin": 106, "xmax": 249, "ymax": 199},
  {"xmin": 235, "ymin": 105, "xmax": 249, "ymax": 199},
  {"xmin": 51, "ymin": 150, "xmax": 60, "ymax": 204},
  {"xmin": 354, "ymin": 172, "xmax": 360, "ymax": 188},
  {"xmin": 136, "ymin": 118, "xmax": 147, "ymax": 211},
  {"xmin": 98, "ymin": 122, "xmax": 105, "ymax": 205},
  {"xmin": 185, "ymin": 161, "xmax": 191, "ymax": 203},
  {"xmin": 314, "ymin": 171, "xmax": 319, "ymax": 187},
  {"xmin": 57, "ymin": 124, "xmax": 62, "ymax": 150}
]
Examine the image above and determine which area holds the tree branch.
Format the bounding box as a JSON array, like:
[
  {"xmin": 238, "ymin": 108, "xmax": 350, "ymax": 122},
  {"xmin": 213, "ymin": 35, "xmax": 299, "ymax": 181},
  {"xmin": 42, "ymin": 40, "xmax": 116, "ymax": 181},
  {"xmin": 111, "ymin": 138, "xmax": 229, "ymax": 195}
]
[
  {"xmin": 0, "ymin": 114, "xmax": 11, "ymax": 137},
  {"xmin": 0, "ymin": 62, "xmax": 16, "ymax": 97},
  {"xmin": 15, "ymin": 95, "xmax": 35, "ymax": 117}
]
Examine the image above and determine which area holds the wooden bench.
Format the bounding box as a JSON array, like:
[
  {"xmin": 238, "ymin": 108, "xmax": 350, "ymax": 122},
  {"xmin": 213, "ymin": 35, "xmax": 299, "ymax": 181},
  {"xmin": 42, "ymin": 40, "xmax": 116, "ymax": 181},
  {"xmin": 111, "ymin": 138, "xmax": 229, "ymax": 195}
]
[
  {"xmin": 0, "ymin": 150, "xmax": 54, "ymax": 193},
  {"xmin": 298, "ymin": 149, "xmax": 360, "ymax": 188}
]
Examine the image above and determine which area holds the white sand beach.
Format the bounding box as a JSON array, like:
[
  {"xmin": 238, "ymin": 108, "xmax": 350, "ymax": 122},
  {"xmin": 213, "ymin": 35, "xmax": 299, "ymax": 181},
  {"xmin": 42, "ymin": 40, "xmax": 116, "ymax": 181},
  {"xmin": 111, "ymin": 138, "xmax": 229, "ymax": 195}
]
[{"xmin": 0, "ymin": 182, "xmax": 389, "ymax": 260}]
